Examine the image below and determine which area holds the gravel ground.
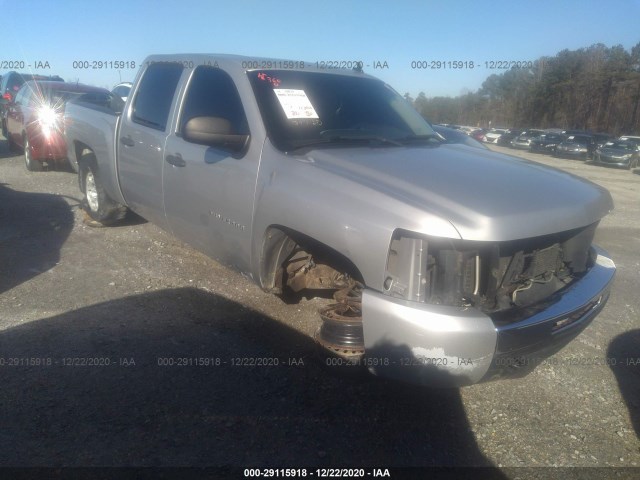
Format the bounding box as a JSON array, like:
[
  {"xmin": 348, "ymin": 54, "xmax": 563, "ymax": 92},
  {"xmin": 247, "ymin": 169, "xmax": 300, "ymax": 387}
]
[{"xmin": 0, "ymin": 138, "xmax": 638, "ymax": 477}]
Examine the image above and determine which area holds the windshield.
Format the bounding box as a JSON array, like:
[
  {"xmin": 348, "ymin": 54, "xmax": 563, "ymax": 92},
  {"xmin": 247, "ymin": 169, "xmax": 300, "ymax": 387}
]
[
  {"xmin": 565, "ymin": 135, "xmax": 591, "ymax": 145},
  {"xmin": 522, "ymin": 130, "xmax": 543, "ymax": 138},
  {"xmin": 603, "ymin": 141, "xmax": 635, "ymax": 151},
  {"xmin": 540, "ymin": 134, "xmax": 563, "ymax": 141},
  {"xmin": 248, "ymin": 70, "xmax": 436, "ymax": 151}
]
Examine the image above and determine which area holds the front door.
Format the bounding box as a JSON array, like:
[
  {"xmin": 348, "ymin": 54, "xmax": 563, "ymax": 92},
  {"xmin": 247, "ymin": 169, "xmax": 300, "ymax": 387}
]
[{"xmin": 163, "ymin": 65, "xmax": 258, "ymax": 271}]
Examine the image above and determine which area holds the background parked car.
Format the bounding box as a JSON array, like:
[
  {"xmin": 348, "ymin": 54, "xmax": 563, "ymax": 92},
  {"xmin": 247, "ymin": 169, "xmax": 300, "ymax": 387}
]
[
  {"xmin": 1, "ymin": 72, "xmax": 63, "ymax": 136},
  {"xmin": 483, "ymin": 128, "xmax": 508, "ymax": 144},
  {"xmin": 591, "ymin": 132, "xmax": 614, "ymax": 148},
  {"xmin": 111, "ymin": 82, "xmax": 132, "ymax": 102},
  {"xmin": 497, "ymin": 128, "xmax": 523, "ymax": 146},
  {"xmin": 590, "ymin": 140, "xmax": 640, "ymax": 169},
  {"xmin": 432, "ymin": 124, "xmax": 488, "ymax": 149},
  {"xmin": 5, "ymin": 80, "xmax": 112, "ymax": 171},
  {"xmin": 618, "ymin": 135, "xmax": 640, "ymax": 150},
  {"xmin": 562, "ymin": 129, "xmax": 594, "ymax": 138},
  {"xmin": 457, "ymin": 125, "xmax": 479, "ymax": 135},
  {"xmin": 554, "ymin": 134, "xmax": 596, "ymax": 160},
  {"xmin": 510, "ymin": 129, "xmax": 544, "ymax": 149},
  {"xmin": 469, "ymin": 128, "xmax": 487, "ymax": 141},
  {"xmin": 529, "ymin": 132, "xmax": 567, "ymax": 154}
]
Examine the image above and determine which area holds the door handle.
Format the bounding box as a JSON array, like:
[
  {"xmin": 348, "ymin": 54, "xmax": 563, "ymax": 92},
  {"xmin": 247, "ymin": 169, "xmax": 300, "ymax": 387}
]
[
  {"xmin": 165, "ymin": 153, "xmax": 186, "ymax": 167},
  {"xmin": 120, "ymin": 136, "xmax": 135, "ymax": 147}
]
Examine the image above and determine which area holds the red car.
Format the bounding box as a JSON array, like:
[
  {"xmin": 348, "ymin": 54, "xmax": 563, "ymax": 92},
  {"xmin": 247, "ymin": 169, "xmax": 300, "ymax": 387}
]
[{"xmin": 5, "ymin": 81, "xmax": 111, "ymax": 171}]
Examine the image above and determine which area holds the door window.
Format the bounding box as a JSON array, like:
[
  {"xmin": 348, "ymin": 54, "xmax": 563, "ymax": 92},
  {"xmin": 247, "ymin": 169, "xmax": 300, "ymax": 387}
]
[
  {"xmin": 131, "ymin": 62, "xmax": 183, "ymax": 131},
  {"xmin": 179, "ymin": 66, "xmax": 249, "ymax": 136}
]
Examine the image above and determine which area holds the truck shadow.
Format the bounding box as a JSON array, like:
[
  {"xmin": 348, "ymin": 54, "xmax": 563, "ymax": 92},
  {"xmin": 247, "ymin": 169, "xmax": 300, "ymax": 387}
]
[
  {"xmin": 607, "ymin": 329, "xmax": 640, "ymax": 439},
  {"xmin": 0, "ymin": 183, "xmax": 74, "ymax": 294},
  {"xmin": 0, "ymin": 288, "xmax": 504, "ymax": 475}
]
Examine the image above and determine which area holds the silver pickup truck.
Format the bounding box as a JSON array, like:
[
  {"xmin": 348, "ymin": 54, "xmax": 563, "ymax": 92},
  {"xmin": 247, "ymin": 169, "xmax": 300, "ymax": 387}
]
[{"xmin": 64, "ymin": 54, "xmax": 616, "ymax": 386}]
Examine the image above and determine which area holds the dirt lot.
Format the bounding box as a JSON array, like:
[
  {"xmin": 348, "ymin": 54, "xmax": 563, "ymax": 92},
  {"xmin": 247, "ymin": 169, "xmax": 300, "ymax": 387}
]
[{"xmin": 0, "ymin": 137, "xmax": 638, "ymax": 476}]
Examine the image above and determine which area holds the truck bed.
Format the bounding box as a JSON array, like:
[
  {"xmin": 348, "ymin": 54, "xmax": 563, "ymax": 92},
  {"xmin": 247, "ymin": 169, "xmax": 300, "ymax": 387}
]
[{"xmin": 64, "ymin": 99, "xmax": 126, "ymax": 205}]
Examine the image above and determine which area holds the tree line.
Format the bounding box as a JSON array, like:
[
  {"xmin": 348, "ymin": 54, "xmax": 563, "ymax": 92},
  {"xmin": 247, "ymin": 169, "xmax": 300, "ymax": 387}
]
[{"xmin": 407, "ymin": 43, "xmax": 640, "ymax": 135}]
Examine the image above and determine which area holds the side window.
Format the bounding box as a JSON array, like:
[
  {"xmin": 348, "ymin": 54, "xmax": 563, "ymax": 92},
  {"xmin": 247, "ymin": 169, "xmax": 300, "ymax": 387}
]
[
  {"xmin": 10, "ymin": 76, "xmax": 25, "ymax": 93},
  {"xmin": 180, "ymin": 66, "xmax": 249, "ymax": 136},
  {"xmin": 131, "ymin": 63, "xmax": 183, "ymax": 131},
  {"xmin": 79, "ymin": 92, "xmax": 111, "ymax": 108},
  {"xmin": 23, "ymin": 88, "xmax": 34, "ymax": 106},
  {"xmin": 14, "ymin": 88, "xmax": 26, "ymax": 105}
]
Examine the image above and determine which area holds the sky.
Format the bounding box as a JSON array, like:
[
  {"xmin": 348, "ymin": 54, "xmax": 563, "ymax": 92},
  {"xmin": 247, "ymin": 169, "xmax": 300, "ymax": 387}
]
[{"xmin": 1, "ymin": 0, "xmax": 639, "ymax": 98}]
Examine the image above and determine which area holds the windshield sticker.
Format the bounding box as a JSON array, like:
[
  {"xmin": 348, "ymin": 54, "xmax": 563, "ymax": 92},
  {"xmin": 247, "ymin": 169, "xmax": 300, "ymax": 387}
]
[
  {"xmin": 257, "ymin": 72, "xmax": 281, "ymax": 87},
  {"xmin": 273, "ymin": 89, "xmax": 319, "ymax": 120}
]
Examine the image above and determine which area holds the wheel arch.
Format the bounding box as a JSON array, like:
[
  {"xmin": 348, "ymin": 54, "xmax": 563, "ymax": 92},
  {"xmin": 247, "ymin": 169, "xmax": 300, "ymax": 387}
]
[{"xmin": 258, "ymin": 225, "xmax": 365, "ymax": 294}]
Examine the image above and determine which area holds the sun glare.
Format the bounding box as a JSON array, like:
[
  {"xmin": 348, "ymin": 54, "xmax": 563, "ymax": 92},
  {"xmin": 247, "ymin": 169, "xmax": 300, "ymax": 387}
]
[{"xmin": 25, "ymin": 83, "xmax": 66, "ymax": 139}]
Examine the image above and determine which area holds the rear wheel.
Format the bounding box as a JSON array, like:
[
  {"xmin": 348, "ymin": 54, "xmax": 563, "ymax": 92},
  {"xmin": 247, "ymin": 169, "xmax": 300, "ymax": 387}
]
[
  {"xmin": 79, "ymin": 153, "xmax": 127, "ymax": 225},
  {"xmin": 24, "ymin": 136, "xmax": 43, "ymax": 171}
]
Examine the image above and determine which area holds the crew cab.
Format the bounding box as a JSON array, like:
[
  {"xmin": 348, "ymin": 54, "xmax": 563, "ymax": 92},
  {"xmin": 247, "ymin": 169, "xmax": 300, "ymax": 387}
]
[{"xmin": 64, "ymin": 54, "xmax": 616, "ymax": 386}]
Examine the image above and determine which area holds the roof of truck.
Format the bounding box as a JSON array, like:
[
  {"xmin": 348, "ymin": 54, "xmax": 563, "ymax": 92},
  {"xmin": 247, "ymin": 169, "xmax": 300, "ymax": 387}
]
[{"xmin": 142, "ymin": 53, "xmax": 376, "ymax": 79}]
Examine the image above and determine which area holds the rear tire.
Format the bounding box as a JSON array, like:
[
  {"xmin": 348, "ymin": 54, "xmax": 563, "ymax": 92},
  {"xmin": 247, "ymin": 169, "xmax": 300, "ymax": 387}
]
[
  {"xmin": 79, "ymin": 153, "xmax": 127, "ymax": 225},
  {"xmin": 627, "ymin": 158, "xmax": 637, "ymax": 170},
  {"xmin": 24, "ymin": 136, "xmax": 43, "ymax": 171}
]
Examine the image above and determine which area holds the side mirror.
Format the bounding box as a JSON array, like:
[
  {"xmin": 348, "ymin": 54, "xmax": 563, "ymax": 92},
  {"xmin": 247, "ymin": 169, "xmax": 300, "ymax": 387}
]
[
  {"xmin": 110, "ymin": 94, "xmax": 125, "ymax": 114},
  {"xmin": 183, "ymin": 116, "xmax": 249, "ymax": 152}
]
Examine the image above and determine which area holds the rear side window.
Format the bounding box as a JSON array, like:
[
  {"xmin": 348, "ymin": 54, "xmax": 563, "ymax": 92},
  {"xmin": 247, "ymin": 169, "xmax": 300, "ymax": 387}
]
[
  {"xmin": 14, "ymin": 87, "xmax": 28, "ymax": 105},
  {"xmin": 180, "ymin": 66, "xmax": 249, "ymax": 135},
  {"xmin": 131, "ymin": 63, "xmax": 183, "ymax": 131},
  {"xmin": 9, "ymin": 75, "xmax": 26, "ymax": 92}
]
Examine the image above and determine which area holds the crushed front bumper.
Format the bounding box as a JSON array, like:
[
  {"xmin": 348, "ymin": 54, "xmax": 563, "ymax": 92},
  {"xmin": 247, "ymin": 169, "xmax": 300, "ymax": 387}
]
[{"xmin": 361, "ymin": 246, "xmax": 615, "ymax": 386}]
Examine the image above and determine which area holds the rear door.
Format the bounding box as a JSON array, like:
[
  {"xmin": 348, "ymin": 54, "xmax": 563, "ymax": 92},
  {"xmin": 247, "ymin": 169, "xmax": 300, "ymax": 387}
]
[
  {"xmin": 117, "ymin": 62, "xmax": 184, "ymax": 228},
  {"xmin": 163, "ymin": 65, "xmax": 257, "ymax": 271}
]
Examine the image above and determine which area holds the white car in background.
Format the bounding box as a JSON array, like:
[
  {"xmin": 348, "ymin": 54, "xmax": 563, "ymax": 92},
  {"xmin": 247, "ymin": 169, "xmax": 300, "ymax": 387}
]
[
  {"xmin": 457, "ymin": 125, "xmax": 479, "ymax": 135},
  {"xmin": 483, "ymin": 128, "xmax": 508, "ymax": 144},
  {"xmin": 111, "ymin": 82, "xmax": 132, "ymax": 102}
]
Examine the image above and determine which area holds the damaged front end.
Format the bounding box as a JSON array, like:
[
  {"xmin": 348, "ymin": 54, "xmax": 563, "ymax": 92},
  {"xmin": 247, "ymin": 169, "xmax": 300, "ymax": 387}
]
[
  {"xmin": 383, "ymin": 222, "xmax": 600, "ymax": 318},
  {"xmin": 361, "ymin": 223, "xmax": 615, "ymax": 386}
]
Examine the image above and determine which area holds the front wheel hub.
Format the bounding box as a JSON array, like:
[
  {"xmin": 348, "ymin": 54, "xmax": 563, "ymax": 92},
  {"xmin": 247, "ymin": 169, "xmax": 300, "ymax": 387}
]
[
  {"xmin": 317, "ymin": 290, "xmax": 364, "ymax": 358},
  {"xmin": 85, "ymin": 171, "xmax": 99, "ymax": 212}
]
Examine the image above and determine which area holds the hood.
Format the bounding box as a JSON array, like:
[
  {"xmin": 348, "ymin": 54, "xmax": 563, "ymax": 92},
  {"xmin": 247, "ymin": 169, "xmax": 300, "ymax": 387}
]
[
  {"xmin": 599, "ymin": 147, "xmax": 632, "ymax": 157},
  {"xmin": 304, "ymin": 144, "xmax": 613, "ymax": 241}
]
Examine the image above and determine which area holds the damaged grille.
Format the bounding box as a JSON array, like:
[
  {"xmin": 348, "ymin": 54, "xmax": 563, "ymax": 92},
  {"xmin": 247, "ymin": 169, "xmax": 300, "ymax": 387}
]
[{"xmin": 384, "ymin": 222, "xmax": 599, "ymax": 321}]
